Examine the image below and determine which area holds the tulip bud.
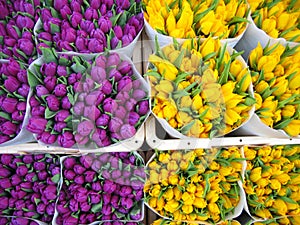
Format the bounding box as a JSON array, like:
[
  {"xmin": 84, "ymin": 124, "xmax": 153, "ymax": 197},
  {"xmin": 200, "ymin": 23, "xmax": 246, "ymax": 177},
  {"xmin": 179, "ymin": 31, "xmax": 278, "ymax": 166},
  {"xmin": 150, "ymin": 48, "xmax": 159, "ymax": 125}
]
[
  {"xmin": 80, "ymin": 20, "xmax": 95, "ymax": 33},
  {"xmin": 103, "ymin": 97, "xmax": 118, "ymax": 113},
  {"xmin": 70, "ymin": 0, "xmax": 81, "ymax": 12},
  {"xmin": 109, "ymin": 68, "xmax": 122, "ymax": 81},
  {"xmin": 54, "ymin": 0, "xmax": 68, "ymax": 10},
  {"xmin": 27, "ymin": 117, "xmax": 47, "ymax": 134},
  {"xmin": 57, "ymin": 131, "xmax": 75, "ymax": 148},
  {"xmin": 88, "ymin": 38, "xmax": 105, "ymax": 53},
  {"xmin": 120, "ymin": 124, "xmax": 136, "ymax": 139},
  {"xmin": 98, "ymin": 16, "xmax": 112, "ymax": 33},
  {"xmin": 4, "ymin": 76, "xmax": 20, "ymax": 92},
  {"xmin": 61, "ymin": 27, "xmax": 77, "ymax": 43},
  {"xmin": 77, "ymin": 120, "xmax": 95, "ymax": 136},
  {"xmin": 16, "ymin": 15, "xmax": 34, "ymax": 30},
  {"xmin": 60, "ymin": 5, "xmax": 72, "ymax": 20},
  {"xmin": 36, "ymin": 84, "xmax": 49, "ymax": 97},
  {"xmin": 46, "ymin": 95, "xmax": 60, "ymax": 111}
]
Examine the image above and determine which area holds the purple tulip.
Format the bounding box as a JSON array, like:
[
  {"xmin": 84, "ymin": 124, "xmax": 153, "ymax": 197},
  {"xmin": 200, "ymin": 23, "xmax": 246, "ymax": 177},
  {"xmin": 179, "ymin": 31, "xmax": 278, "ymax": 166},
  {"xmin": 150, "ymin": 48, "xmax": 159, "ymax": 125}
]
[
  {"xmin": 70, "ymin": 0, "xmax": 81, "ymax": 12},
  {"xmin": 90, "ymin": 28, "xmax": 106, "ymax": 40},
  {"xmin": 113, "ymin": 26, "xmax": 123, "ymax": 39},
  {"xmin": 55, "ymin": 110, "xmax": 70, "ymax": 122},
  {"xmin": 98, "ymin": 16, "xmax": 112, "ymax": 33},
  {"xmin": 60, "ymin": 96, "xmax": 71, "ymax": 110},
  {"xmin": 120, "ymin": 124, "xmax": 136, "ymax": 139},
  {"xmin": 6, "ymin": 59, "xmax": 20, "ymax": 76},
  {"xmin": 121, "ymin": 197, "xmax": 133, "ymax": 209},
  {"xmin": 110, "ymin": 195, "xmax": 119, "ymax": 209},
  {"xmin": 103, "ymin": 193, "xmax": 111, "ymax": 205},
  {"xmin": 84, "ymin": 170, "xmax": 96, "ymax": 182},
  {"xmin": 107, "ymin": 53, "xmax": 120, "ymax": 67},
  {"xmin": 74, "ymin": 189, "xmax": 87, "ymax": 202},
  {"xmin": 122, "ymin": 34, "xmax": 133, "ymax": 47},
  {"xmin": 62, "ymin": 27, "xmax": 77, "ymax": 43},
  {"xmin": 80, "ymin": 155, "xmax": 93, "ymax": 168},
  {"xmin": 17, "ymin": 83, "xmax": 30, "ymax": 97},
  {"xmin": 16, "ymin": 15, "xmax": 35, "ymax": 29},
  {"xmin": 125, "ymin": 98, "xmax": 137, "ymax": 111},
  {"xmin": 53, "ymin": 33, "xmax": 61, "ymax": 43},
  {"xmin": 31, "ymin": 106, "xmax": 45, "ymax": 117},
  {"xmin": 58, "ymin": 132, "xmax": 75, "ymax": 148},
  {"xmin": 40, "ymin": 8, "xmax": 52, "ymax": 22},
  {"xmin": 0, "ymin": 196, "xmax": 8, "ymax": 209},
  {"xmin": 69, "ymin": 198, "xmax": 79, "ymax": 212},
  {"xmin": 38, "ymin": 170, "xmax": 48, "ymax": 180},
  {"xmin": 80, "ymin": 202, "xmax": 91, "ymax": 212},
  {"xmin": 60, "ymin": 5, "xmax": 72, "ymax": 19},
  {"xmin": 0, "ymin": 136, "xmax": 11, "ymax": 146},
  {"xmin": 36, "ymin": 84, "xmax": 49, "ymax": 97},
  {"xmin": 91, "ymin": 160, "xmax": 101, "ymax": 171},
  {"xmin": 103, "ymin": 0, "xmax": 114, "ymax": 8},
  {"xmin": 80, "ymin": 20, "xmax": 95, "ymax": 33},
  {"xmin": 57, "ymin": 66, "xmax": 67, "ymax": 77},
  {"xmin": 34, "ymin": 161, "xmax": 46, "ymax": 171},
  {"xmin": 111, "ymin": 170, "xmax": 122, "ymax": 180},
  {"xmin": 1, "ymin": 97, "xmax": 17, "ymax": 113},
  {"xmin": 57, "ymin": 40, "xmax": 73, "ymax": 51},
  {"xmin": 90, "ymin": 0, "xmax": 101, "ymax": 9},
  {"xmin": 46, "ymin": 95, "xmax": 60, "ymax": 111},
  {"xmin": 74, "ymin": 133, "xmax": 89, "ymax": 145},
  {"xmin": 44, "ymin": 185, "xmax": 57, "ymax": 200},
  {"xmin": 27, "ymin": 117, "xmax": 47, "ymax": 134},
  {"xmin": 77, "ymin": 120, "xmax": 95, "ymax": 137},
  {"xmin": 41, "ymin": 62, "xmax": 57, "ymax": 77},
  {"xmin": 137, "ymin": 100, "xmax": 149, "ymax": 115},
  {"xmin": 4, "ymin": 37, "xmax": 17, "ymax": 47},
  {"xmin": 17, "ymin": 38, "xmax": 34, "ymax": 56},
  {"xmin": 86, "ymin": 214, "xmax": 96, "ymax": 223},
  {"xmin": 108, "ymin": 117, "xmax": 123, "ymax": 133},
  {"xmin": 91, "ymin": 66, "xmax": 106, "ymax": 82},
  {"xmin": 73, "ymin": 102, "xmax": 84, "ymax": 115},
  {"xmin": 39, "ymin": 131, "xmax": 57, "ymax": 144},
  {"xmin": 124, "ymin": 24, "xmax": 137, "ymax": 38},
  {"xmin": 16, "ymin": 165, "xmax": 28, "ymax": 177},
  {"xmin": 0, "ymin": 121, "xmax": 17, "ymax": 136},
  {"xmin": 88, "ymin": 38, "xmax": 105, "ymax": 53},
  {"xmin": 64, "ymin": 157, "xmax": 76, "ymax": 169},
  {"xmin": 84, "ymin": 105, "xmax": 101, "ymax": 121},
  {"xmin": 37, "ymin": 203, "xmax": 46, "ymax": 214},
  {"xmin": 57, "ymin": 203, "xmax": 69, "ymax": 214},
  {"xmin": 74, "ymin": 164, "xmax": 86, "ymax": 175},
  {"xmin": 6, "ymin": 23, "xmax": 19, "ymax": 40},
  {"xmin": 17, "ymin": 70, "xmax": 28, "ymax": 84},
  {"xmin": 95, "ymin": 55, "xmax": 106, "ymax": 68},
  {"xmin": 132, "ymin": 89, "xmax": 147, "ymax": 101},
  {"xmin": 74, "ymin": 175, "xmax": 85, "ymax": 184},
  {"xmin": 103, "ymin": 180, "xmax": 117, "ymax": 194},
  {"xmin": 96, "ymin": 114, "xmax": 110, "ymax": 127},
  {"xmin": 103, "ymin": 98, "xmax": 118, "ymax": 113},
  {"xmin": 100, "ymin": 80, "xmax": 113, "ymax": 95},
  {"xmin": 108, "ymin": 68, "xmax": 122, "ymax": 81},
  {"xmin": 111, "ymin": 37, "xmax": 120, "ymax": 49},
  {"xmin": 63, "ymin": 216, "xmax": 79, "ymax": 225},
  {"xmin": 70, "ymin": 12, "xmax": 83, "ymax": 28},
  {"xmin": 0, "ymin": 154, "xmax": 13, "ymax": 165},
  {"xmin": 128, "ymin": 111, "xmax": 140, "ymax": 126},
  {"xmin": 54, "ymin": 0, "xmax": 68, "ymax": 10},
  {"xmin": 117, "ymin": 76, "xmax": 133, "ymax": 92},
  {"xmin": 90, "ymin": 192, "xmax": 101, "ymax": 204},
  {"xmin": 116, "ymin": 0, "xmax": 130, "ymax": 9},
  {"xmin": 25, "ymin": 172, "xmax": 36, "ymax": 182},
  {"xmin": 64, "ymin": 169, "xmax": 76, "ymax": 180},
  {"xmin": 85, "ymin": 7, "xmax": 99, "ymax": 20},
  {"xmin": 75, "ymin": 36, "xmax": 88, "ymax": 51},
  {"xmin": 102, "ymin": 204, "xmax": 113, "ymax": 216}
]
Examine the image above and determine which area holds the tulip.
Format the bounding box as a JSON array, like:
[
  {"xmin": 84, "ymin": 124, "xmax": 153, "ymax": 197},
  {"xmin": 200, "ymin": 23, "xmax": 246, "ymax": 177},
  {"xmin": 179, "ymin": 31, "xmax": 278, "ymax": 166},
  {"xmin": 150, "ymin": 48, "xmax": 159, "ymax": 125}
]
[
  {"xmin": 75, "ymin": 37, "xmax": 88, "ymax": 51},
  {"xmin": 88, "ymin": 38, "xmax": 105, "ymax": 53},
  {"xmin": 54, "ymin": 0, "xmax": 68, "ymax": 11},
  {"xmin": 114, "ymin": 106, "xmax": 127, "ymax": 120},
  {"xmin": 57, "ymin": 132, "xmax": 75, "ymax": 148},
  {"xmin": 36, "ymin": 84, "xmax": 49, "ymax": 97},
  {"xmin": 46, "ymin": 95, "xmax": 60, "ymax": 111},
  {"xmin": 17, "ymin": 38, "xmax": 35, "ymax": 56},
  {"xmin": 4, "ymin": 76, "xmax": 20, "ymax": 93},
  {"xmin": 31, "ymin": 106, "xmax": 46, "ymax": 117},
  {"xmin": 74, "ymin": 175, "xmax": 85, "ymax": 184},
  {"xmin": 70, "ymin": 12, "xmax": 83, "ymax": 28},
  {"xmin": 41, "ymin": 62, "xmax": 57, "ymax": 77},
  {"xmin": 101, "ymin": 80, "xmax": 113, "ymax": 95},
  {"xmin": 27, "ymin": 117, "xmax": 47, "ymax": 134},
  {"xmin": 57, "ymin": 40, "xmax": 73, "ymax": 51},
  {"xmin": 103, "ymin": 97, "xmax": 118, "ymax": 113},
  {"xmin": 125, "ymin": 98, "xmax": 137, "ymax": 111},
  {"xmin": 60, "ymin": 5, "xmax": 72, "ymax": 20},
  {"xmin": 16, "ymin": 15, "xmax": 35, "ymax": 30},
  {"xmin": 61, "ymin": 27, "xmax": 77, "ymax": 43},
  {"xmin": 17, "ymin": 70, "xmax": 28, "ymax": 84},
  {"xmin": 107, "ymin": 53, "xmax": 120, "ymax": 67},
  {"xmin": 113, "ymin": 25, "xmax": 123, "ymax": 39},
  {"xmin": 109, "ymin": 68, "xmax": 122, "ymax": 81},
  {"xmin": 128, "ymin": 112, "xmax": 140, "ymax": 126},
  {"xmin": 91, "ymin": 66, "xmax": 107, "ymax": 82},
  {"xmin": 120, "ymin": 124, "xmax": 136, "ymax": 139},
  {"xmin": 84, "ymin": 105, "xmax": 101, "ymax": 121},
  {"xmin": 108, "ymin": 117, "xmax": 123, "ymax": 133},
  {"xmin": 96, "ymin": 114, "xmax": 110, "ymax": 126},
  {"xmin": 80, "ymin": 20, "xmax": 95, "ymax": 33},
  {"xmin": 0, "ymin": 121, "xmax": 17, "ymax": 136},
  {"xmin": 137, "ymin": 100, "xmax": 149, "ymax": 115},
  {"xmin": 85, "ymin": 7, "xmax": 99, "ymax": 20},
  {"xmin": 4, "ymin": 37, "xmax": 17, "ymax": 47}
]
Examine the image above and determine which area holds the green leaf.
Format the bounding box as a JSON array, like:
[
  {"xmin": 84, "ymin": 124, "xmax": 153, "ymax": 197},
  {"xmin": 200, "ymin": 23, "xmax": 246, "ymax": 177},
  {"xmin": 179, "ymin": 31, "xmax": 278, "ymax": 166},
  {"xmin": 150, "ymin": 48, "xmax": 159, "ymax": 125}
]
[
  {"xmin": 50, "ymin": 22, "xmax": 60, "ymax": 34},
  {"xmin": 40, "ymin": 47, "xmax": 57, "ymax": 64},
  {"xmin": 71, "ymin": 62, "xmax": 86, "ymax": 74},
  {"xmin": 173, "ymin": 50, "xmax": 185, "ymax": 68},
  {"xmin": 34, "ymin": 197, "xmax": 41, "ymax": 205},
  {"xmin": 180, "ymin": 120, "xmax": 195, "ymax": 134},
  {"xmin": 51, "ymin": 173, "xmax": 60, "ymax": 184},
  {"xmin": 91, "ymin": 201, "xmax": 103, "ymax": 213},
  {"xmin": 45, "ymin": 108, "xmax": 57, "ymax": 119},
  {"xmin": 0, "ymin": 112, "xmax": 11, "ymax": 120},
  {"xmin": 274, "ymin": 118, "xmax": 293, "ymax": 130}
]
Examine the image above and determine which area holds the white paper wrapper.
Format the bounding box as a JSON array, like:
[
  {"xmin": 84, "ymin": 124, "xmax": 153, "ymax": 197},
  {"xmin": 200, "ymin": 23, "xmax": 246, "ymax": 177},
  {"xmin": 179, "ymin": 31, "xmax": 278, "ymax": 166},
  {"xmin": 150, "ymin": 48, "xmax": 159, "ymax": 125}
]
[
  {"xmin": 0, "ymin": 59, "xmax": 34, "ymax": 147},
  {"xmin": 27, "ymin": 53, "xmax": 150, "ymax": 151},
  {"xmin": 148, "ymin": 44, "xmax": 255, "ymax": 139},
  {"xmin": 145, "ymin": 148, "xmax": 246, "ymax": 224},
  {"xmin": 53, "ymin": 152, "xmax": 145, "ymax": 225},
  {"xmin": 234, "ymin": 16, "xmax": 299, "ymax": 60},
  {"xmin": 34, "ymin": 19, "xmax": 142, "ymax": 58},
  {"xmin": 144, "ymin": 14, "xmax": 249, "ymax": 50},
  {"xmin": 249, "ymin": 215, "xmax": 300, "ymax": 224}
]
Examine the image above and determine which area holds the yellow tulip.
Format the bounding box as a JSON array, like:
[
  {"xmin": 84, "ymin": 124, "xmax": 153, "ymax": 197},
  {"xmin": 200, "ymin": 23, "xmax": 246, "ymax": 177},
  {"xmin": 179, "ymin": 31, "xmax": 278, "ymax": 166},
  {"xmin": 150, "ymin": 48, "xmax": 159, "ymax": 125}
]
[
  {"xmin": 149, "ymin": 171, "xmax": 159, "ymax": 184},
  {"xmin": 149, "ymin": 184, "xmax": 161, "ymax": 197},
  {"xmin": 157, "ymin": 61, "xmax": 178, "ymax": 81},
  {"xmin": 272, "ymin": 198, "xmax": 288, "ymax": 216},
  {"xmin": 208, "ymin": 202, "xmax": 220, "ymax": 214},
  {"xmin": 202, "ymin": 83, "xmax": 222, "ymax": 103},
  {"xmin": 163, "ymin": 188, "xmax": 174, "ymax": 201},
  {"xmin": 225, "ymin": 108, "xmax": 241, "ymax": 126},
  {"xmin": 182, "ymin": 192, "xmax": 195, "ymax": 205},
  {"xmin": 272, "ymin": 78, "xmax": 288, "ymax": 96},
  {"xmin": 167, "ymin": 160, "xmax": 178, "ymax": 171},
  {"xmin": 173, "ymin": 186, "xmax": 182, "ymax": 201},
  {"xmin": 249, "ymin": 42, "xmax": 263, "ymax": 69},
  {"xmin": 166, "ymin": 11, "xmax": 176, "ymax": 34},
  {"xmin": 230, "ymin": 59, "xmax": 244, "ymax": 77},
  {"xmin": 156, "ymin": 197, "xmax": 165, "ymax": 211},
  {"xmin": 255, "ymin": 208, "xmax": 272, "ymax": 219},
  {"xmin": 193, "ymin": 197, "xmax": 207, "ymax": 208},
  {"xmin": 173, "ymin": 210, "xmax": 183, "ymax": 221},
  {"xmin": 250, "ymin": 167, "xmax": 262, "ymax": 182},
  {"xmin": 257, "ymin": 55, "xmax": 279, "ymax": 73},
  {"xmin": 164, "ymin": 199, "xmax": 179, "ymax": 213},
  {"xmin": 168, "ymin": 174, "xmax": 179, "ymax": 186},
  {"xmin": 149, "ymin": 197, "xmax": 157, "ymax": 208},
  {"xmin": 148, "ymin": 14, "xmax": 165, "ymax": 32},
  {"xmin": 206, "ymin": 190, "xmax": 219, "ymax": 203},
  {"xmin": 187, "ymin": 119, "xmax": 205, "ymax": 137},
  {"xmin": 186, "ymin": 183, "xmax": 197, "ymax": 194},
  {"xmin": 289, "ymin": 71, "xmax": 300, "ymax": 89},
  {"xmin": 283, "ymin": 120, "xmax": 300, "ymax": 137},
  {"xmin": 282, "ymin": 29, "xmax": 300, "ymax": 42},
  {"xmin": 180, "ymin": 95, "xmax": 193, "ymax": 108},
  {"xmin": 182, "ymin": 204, "xmax": 193, "ymax": 214},
  {"xmin": 192, "ymin": 94, "xmax": 203, "ymax": 111},
  {"xmin": 200, "ymin": 37, "xmax": 220, "ymax": 58},
  {"xmin": 281, "ymin": 105, "xmax": 296, "ymax": 118},
  {"xmin": 155, "ymin": 80, "xmax": 174, "ymax": 93},
  {"xmin": 275, "ymin": 173, "xmax": 290, "ymax": 185},
  {"xmin": 167, "ymin": 50, "xmax": 181, "ymax": 64},
  {"xmin": 176, "ymin": 1, "xmax": 193, "ymax": 30},
  {"xmin": 161, "ymin": 99, "xmax": 178, "ymax": 119}
]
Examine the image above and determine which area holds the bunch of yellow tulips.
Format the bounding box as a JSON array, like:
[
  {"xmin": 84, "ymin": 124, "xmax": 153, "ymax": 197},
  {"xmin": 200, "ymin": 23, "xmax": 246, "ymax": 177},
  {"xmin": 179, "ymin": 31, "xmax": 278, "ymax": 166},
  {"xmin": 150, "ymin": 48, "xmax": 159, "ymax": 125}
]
[
  {"xmin": 248, "ymin": 41, "xmax": 300, "ymax": 136},
  {"xmin": 152, "ymin": 218, "xmax": 241, "ymax": 225},
  {"xmin": 147, "ymin": 37, "xmax": 255, "ymax": 138},
  {"xmin": 244, "ymin": 145, "xmax": 300, "ymax": 220},
  {"xmin": 143, "ymin": 0, "xmax": 249, "ymax": 39},
  {"xmin": 144, "ymin": 147, "xmax": 244, "ymax": 223},
  {"xmin": 248, "ymin": 0, "xmax": 300, "ymax": 42}
]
